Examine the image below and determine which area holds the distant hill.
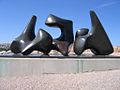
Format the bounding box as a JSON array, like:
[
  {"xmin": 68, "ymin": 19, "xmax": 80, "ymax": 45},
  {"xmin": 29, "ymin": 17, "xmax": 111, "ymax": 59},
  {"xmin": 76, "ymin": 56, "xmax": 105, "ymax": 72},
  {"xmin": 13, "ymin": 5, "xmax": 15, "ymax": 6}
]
[{"xmin": 0, "ymin": 43, "xmax": 10, "ymax": 51}]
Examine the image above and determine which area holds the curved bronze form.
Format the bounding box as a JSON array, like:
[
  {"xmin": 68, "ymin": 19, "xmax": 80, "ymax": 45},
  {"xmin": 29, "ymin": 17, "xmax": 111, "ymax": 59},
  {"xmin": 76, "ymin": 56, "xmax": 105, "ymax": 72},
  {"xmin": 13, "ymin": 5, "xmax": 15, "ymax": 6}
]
[
  {"xmin": 74, "ymin": 11, "xmax": 113, "ymax": 55},
  {"xmin": 22, "ymin": 29, "xmax": 53, "ymax": 55},
  {"xmin": 75, "ymin": 28, "xmax": 89, "ymax": 38},
  {"xmin": 10, "ymin": 16, "xmax": 36, "ymax": 54},
  {"xmin": 45, "ymin": 14, "xmax": 74, "ymax": 56}
]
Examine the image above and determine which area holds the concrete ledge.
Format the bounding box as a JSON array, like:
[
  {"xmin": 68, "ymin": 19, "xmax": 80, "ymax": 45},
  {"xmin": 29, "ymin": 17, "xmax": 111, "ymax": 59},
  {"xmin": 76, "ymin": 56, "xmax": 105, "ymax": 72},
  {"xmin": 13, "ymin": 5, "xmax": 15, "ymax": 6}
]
[{"xmin": 0, "ymin": 57, "xmax": 120, "ymax": 76}]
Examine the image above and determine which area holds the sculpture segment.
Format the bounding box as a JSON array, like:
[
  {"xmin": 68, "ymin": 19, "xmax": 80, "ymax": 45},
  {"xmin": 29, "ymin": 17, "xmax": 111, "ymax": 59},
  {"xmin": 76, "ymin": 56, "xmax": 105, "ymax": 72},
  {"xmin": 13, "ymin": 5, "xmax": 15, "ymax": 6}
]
[
  {"xmin": 74, "ymin": 28, "xmax": 89, "ymax": 55},
  {"xmin": 10, "ymin": 16, "xmax": 36, "ymax": 54},
  {"xmin": 89, "ymin": 11, "xmax": 113, "ymax": 55},
  {"xmin": 75, "ymin": 28, "xmax": 89, "ymax": 38},
  {"xmin": 22, "ymin": 29, "xmax": 53, "ymax": 55},
  {"xmin": 45, "ymin": 14, "xmax": 74, "ymax": 56},
  {"xmin": 74, "ymin": 11, "xmax": 113, "ymax": 55}
]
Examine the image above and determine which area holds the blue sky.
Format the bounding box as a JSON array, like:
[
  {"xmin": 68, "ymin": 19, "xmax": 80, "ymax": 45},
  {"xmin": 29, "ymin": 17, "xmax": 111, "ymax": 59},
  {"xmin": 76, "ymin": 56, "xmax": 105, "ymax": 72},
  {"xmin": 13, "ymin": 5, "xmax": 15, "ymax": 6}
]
[{"xmin": 0, "ymin": 0, "xmax": 120, "ymax": 45}]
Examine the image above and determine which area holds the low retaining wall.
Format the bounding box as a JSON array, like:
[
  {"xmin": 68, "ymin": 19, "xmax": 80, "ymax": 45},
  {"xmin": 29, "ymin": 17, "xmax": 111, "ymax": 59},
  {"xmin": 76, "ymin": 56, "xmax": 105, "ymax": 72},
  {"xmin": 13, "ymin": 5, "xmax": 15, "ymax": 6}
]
[{"xmin": 0, "ymin": 57, "xmax": 120, "ymax": 76}]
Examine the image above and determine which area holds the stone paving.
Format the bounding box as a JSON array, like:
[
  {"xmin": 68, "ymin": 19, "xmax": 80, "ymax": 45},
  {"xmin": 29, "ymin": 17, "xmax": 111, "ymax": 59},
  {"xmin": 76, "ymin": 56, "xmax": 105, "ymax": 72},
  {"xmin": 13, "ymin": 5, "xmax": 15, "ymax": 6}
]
[{"xmin": 0, "ymin": 70, "xmax": 120, "ymax": 90}]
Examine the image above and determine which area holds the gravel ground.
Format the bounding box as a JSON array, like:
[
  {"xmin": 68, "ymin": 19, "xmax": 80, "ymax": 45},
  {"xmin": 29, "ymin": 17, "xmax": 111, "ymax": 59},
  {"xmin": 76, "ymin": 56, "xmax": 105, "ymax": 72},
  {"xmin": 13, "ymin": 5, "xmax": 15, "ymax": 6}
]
[{"xmin": 0, "ymin": 70, "xmax": 120, "ymax": 90}]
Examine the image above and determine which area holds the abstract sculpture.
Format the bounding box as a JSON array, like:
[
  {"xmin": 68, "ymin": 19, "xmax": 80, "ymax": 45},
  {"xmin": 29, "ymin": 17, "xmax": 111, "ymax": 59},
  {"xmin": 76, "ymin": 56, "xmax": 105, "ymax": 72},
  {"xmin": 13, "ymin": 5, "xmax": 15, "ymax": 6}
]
[
  {"xmin": 22, "ymin": 29, "xmax": 53, "ymax": 55},
  {"xmin": 74, "ymin": 11, "xmax": 113, "ymax": 55},
  {"xmin": 10, "ymin": 16, "xmax": 36, "ymax": 54},
  {"xmin": 10, "ymin": 10, "xmax": 113, "ymax": 56},
  {"xmin": 45, "ymin": 14, "xmax": 74, "ymax": 56},
  {"xmin": 10, "ymin": 15, "xmax": 74, "ymax": 56}
]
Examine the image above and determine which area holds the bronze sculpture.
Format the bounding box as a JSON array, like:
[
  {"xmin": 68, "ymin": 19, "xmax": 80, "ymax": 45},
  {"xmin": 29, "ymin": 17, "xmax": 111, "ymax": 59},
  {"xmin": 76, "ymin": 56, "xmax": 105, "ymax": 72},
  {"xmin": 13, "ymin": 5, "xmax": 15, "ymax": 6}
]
[
  {"xmin": 22, "ymin": 29, "xmax": 53, "ymax": 55},
  {"xmin": 45, "ymin": 14, "xmax": 74, "ymax": 56},
  {"xmin": 10, "ymin": 10, "xmax": 113, "ymax": 56},
  {"xmin": 10, "ymin": 14, "xmax": 74, "ymax": 56},
  {"xmin": 74, "ymin": 11, "xmax": 113, "ymax": 55},
  {"xmin": 10, "ymin": 16, "xmax": 36, "ymax": 54}
]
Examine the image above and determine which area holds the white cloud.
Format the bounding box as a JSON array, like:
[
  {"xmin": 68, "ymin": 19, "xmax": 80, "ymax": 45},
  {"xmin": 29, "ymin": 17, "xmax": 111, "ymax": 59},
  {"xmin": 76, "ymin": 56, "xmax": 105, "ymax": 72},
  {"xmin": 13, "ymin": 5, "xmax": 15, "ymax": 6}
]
[{"xmin": 96, "ymin": 1, "xmax": 120, "ymax": 9}]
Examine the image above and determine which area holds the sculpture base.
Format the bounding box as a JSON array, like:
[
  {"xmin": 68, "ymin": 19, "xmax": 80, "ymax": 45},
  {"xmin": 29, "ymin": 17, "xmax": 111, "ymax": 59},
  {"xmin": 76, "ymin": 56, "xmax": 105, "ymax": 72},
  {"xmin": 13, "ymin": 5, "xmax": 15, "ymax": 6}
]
[
  {"xmin": 0, "ymin": 54, "xmax": 120, "ymax": 58},
  {"xmin": 0, "ymin": 55, "xmax": 120, "ymax": 77}
]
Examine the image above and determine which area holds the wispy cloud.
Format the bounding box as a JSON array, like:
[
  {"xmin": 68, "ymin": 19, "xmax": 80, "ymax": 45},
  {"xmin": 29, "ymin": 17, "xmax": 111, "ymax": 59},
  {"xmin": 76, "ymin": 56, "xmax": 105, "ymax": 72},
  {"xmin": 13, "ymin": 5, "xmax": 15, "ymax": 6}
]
[{"xmin": 96, "ymin": 1, "xmax": 120, "ymax": 9}]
